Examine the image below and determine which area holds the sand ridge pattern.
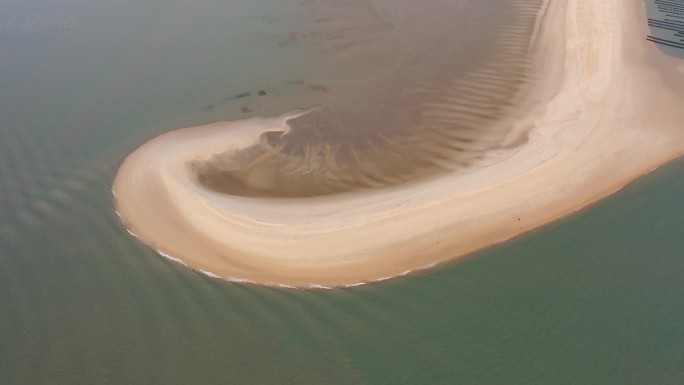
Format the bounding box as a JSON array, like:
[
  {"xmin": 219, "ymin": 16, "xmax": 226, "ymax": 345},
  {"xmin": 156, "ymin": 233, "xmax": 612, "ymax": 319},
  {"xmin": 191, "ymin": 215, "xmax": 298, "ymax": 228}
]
[
  {"xmin": 113, "ymin": 0, "xmax": 684, "ymax": 287},
  {"xmin": 197, "ymin": 0, "xmax": 544, "ymax": 197}
]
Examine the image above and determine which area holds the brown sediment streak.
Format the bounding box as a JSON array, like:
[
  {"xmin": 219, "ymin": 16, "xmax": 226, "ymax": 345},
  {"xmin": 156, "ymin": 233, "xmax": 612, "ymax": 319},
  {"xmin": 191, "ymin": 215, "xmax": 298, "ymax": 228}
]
[
  {"xmin": 196, "ymin": 0, "xmax": 547, "ymax": 198},
  {"xmin": 112, "ymin": 0, "xmax": 684, "ymax": 288}
]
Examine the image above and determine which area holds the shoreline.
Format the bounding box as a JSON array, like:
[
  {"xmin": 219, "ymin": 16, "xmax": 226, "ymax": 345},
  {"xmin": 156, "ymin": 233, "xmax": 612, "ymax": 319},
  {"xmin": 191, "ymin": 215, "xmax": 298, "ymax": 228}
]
[{"xmin": 112, "ymin": 0, "xmax": 684, "ymax": 288}]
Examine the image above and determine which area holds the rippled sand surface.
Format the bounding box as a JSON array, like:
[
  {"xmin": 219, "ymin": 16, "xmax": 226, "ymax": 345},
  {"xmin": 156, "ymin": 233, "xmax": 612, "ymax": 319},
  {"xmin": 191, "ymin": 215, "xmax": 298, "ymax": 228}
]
[
  {"xmin": 113, "ymin": 0, "xmax": 684, "ymax": 287},
  {"xmin": 190, "ymin": 0, "xmax": 544, "ymax": 197}
]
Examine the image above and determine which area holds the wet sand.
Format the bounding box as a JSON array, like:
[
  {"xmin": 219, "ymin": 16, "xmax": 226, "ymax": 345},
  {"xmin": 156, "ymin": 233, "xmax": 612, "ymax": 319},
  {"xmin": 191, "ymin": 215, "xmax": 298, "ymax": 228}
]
[{"xmin": 112, "ymin": 0, "xmax": 684, "ymax": 288}]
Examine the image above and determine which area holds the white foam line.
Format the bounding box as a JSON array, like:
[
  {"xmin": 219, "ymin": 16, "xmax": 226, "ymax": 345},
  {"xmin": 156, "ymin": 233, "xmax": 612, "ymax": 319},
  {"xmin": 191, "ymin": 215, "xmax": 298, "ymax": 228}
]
[
  {"xmin": 342, "ymin": 260, "xmax": 446, "ymax": 287},
  {"xmin": 117, "ymin": 197, "xmax": 442, "ymax": 289},
  {"xmin": 115, "ymin": 209, "xmax": 424, "ymax": 289},
  {"xmin": 113, "ymin": 209, "xmax": 125, "ymax": 224},
  {"xmin": 308, "ymin": 284, "xmax": 333, "ymax": 290},
  {"xmin": 157, "ymin": 250, "xmax": 188, "ymax": 267},
  {"xmin": 421, "ymin": 261, "xmax": 440, "ymax": 269},
  {"xmin": 198, "ymin": 269, "xmax": 221, "ymax": 279},
  {"xmin": 343, "ymin": 282, "xmax": 367, "ymax": 288},
  {"xmin": 114, "ymin": 178, "xmax": 672, "ymax": 292},
  {"xmin": 275, "ymin": 283, "xmax": 300, "ymax": 289},
  {"xmin": 227, "ymin": 277, "xmax": 256, "ymax": 284}
]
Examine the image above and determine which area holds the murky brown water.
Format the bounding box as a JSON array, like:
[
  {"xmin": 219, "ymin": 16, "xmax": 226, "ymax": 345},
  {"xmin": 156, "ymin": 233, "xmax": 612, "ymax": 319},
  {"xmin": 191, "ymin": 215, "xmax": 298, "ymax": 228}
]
[{"xmin": 195, "ymin": 0, "xmax": 545, "ymax": 197}]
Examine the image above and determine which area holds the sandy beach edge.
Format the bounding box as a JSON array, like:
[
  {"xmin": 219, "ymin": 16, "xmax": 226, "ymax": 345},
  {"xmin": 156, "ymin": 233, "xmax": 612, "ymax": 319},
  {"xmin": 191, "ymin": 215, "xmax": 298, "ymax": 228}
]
[{"xmin": 112, "ymin": 0, "xmax": 684, "ymax": 288}]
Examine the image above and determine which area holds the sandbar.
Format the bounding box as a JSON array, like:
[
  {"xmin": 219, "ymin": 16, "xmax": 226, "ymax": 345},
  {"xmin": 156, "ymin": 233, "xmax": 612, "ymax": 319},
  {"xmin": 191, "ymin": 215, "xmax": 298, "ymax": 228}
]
[{"xmin": 112, "ymin": 0, "xmax": 684, "ymax": 288}]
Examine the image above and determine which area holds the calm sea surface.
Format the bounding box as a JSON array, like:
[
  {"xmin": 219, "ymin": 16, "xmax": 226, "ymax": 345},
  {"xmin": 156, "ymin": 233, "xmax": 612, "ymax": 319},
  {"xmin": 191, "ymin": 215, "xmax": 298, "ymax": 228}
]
[{"xmin": 1, "ymin": 0, "xmax": 683, "ymax": 384}]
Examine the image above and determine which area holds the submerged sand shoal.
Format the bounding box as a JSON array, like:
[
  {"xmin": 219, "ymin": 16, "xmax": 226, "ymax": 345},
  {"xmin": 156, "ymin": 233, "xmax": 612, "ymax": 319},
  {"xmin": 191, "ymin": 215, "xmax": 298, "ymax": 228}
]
[{"xmin": 112, "ymin": 0, "xmax": 684, "ymax": 288}]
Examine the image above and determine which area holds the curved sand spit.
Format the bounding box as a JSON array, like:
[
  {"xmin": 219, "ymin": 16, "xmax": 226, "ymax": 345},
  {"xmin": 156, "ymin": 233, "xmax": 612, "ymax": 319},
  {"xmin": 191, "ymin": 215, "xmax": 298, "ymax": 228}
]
[{"xmin": 113, "ymin": 0, "xmax": 684, "ymax": 288}]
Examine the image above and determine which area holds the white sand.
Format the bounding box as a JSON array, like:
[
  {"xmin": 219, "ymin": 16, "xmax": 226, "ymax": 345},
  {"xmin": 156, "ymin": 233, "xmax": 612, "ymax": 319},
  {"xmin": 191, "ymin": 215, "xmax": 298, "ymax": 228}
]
[{"xmin": 112, "ymin": 0, "xmax": 684, "ymax": 287}]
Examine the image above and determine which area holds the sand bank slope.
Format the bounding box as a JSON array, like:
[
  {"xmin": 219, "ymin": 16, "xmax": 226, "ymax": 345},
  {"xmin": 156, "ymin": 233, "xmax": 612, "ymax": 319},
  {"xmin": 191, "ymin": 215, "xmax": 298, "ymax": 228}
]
[{"xmin": 112, "ymin": 0, "xmax": 684, "ymax": 288}]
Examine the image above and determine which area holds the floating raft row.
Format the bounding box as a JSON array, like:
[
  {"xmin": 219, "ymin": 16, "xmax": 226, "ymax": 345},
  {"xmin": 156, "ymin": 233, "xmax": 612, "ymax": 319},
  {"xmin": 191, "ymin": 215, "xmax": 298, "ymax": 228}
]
[{"xmin": 647, "ymin": 0, "xmax": 684, "ymax": 49}]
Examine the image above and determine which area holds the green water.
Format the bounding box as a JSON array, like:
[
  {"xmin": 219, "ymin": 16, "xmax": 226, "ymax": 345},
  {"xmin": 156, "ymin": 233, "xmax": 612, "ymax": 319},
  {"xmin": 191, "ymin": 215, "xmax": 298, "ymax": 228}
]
[{"xmin": 1, "ymin": 0, "xmax": 683, "ymax": 384}]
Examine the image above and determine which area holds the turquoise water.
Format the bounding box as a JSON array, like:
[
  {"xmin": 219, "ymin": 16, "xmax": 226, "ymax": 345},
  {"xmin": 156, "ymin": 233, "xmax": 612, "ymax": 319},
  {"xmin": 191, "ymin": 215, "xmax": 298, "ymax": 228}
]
[{"xmin": 1, "ymin": 0, "xmax": 683, "ymax": 384}]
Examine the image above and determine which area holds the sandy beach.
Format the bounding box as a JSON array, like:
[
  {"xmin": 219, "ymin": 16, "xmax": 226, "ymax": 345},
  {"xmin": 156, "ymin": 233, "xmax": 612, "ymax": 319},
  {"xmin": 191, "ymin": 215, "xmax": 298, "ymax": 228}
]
[{"xmin": 112, "ymin": 0, "xmax": 684, "ymax": 288}]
